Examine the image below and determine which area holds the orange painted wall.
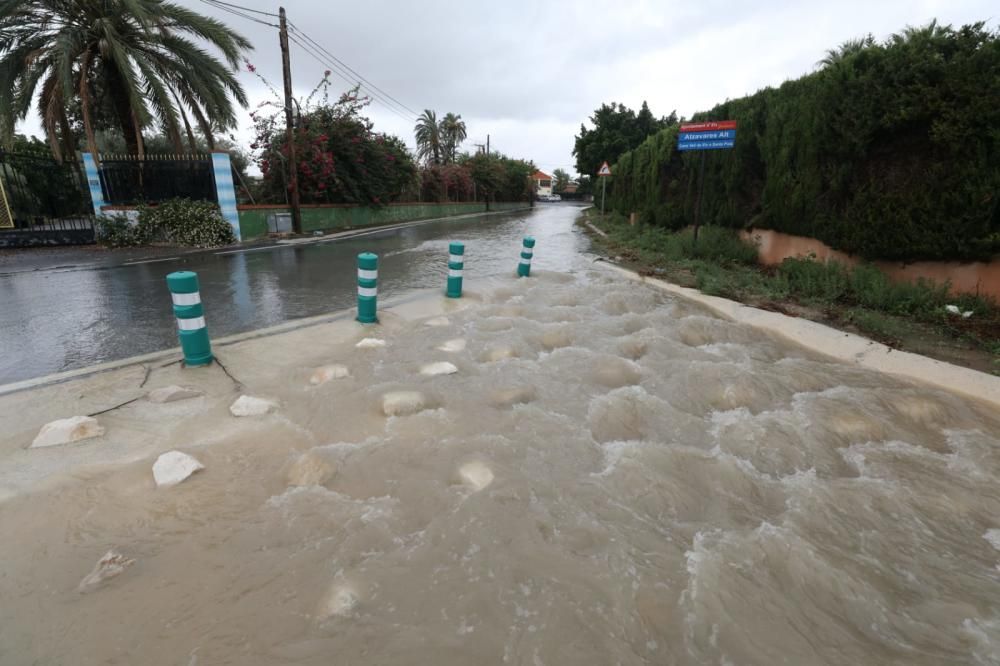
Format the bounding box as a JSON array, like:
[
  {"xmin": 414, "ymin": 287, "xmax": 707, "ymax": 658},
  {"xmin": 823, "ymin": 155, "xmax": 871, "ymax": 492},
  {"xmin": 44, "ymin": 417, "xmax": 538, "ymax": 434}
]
[{"xmin": 740, "ymin": 229, "xmax": 1000, "ymax": 301}]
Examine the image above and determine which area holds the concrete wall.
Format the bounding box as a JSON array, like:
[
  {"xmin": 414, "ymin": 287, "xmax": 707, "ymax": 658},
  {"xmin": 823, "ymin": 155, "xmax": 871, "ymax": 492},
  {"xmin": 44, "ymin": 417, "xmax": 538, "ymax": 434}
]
[
  {"xmin": 742, "ymin": 228, "xmax": 1000, "ymax": 300},
  {"xmin": 237, "ymin": 202, "xmax": 530, "ymax": 240}
]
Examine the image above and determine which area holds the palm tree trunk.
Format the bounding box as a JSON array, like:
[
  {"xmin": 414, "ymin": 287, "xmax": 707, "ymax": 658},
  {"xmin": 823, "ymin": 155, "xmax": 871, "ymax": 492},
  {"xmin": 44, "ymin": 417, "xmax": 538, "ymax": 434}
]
[
  {"xmin": 131, "ymin": 109, "xmax": 145, "ymax": 158},
  {"xmin": 79, "ymin": 52, "xmax": 100, "ymax": 165},
  {"xmin": 172, "ymin": 91, "xmax": 198, "ymax": 153},
  {"xmin": 58, "ymin": 109, "xmax": 76, "ymax": 159},
  {"xmin": 190, "ymin": 104, "xmax": 215, "ymax": 150}
]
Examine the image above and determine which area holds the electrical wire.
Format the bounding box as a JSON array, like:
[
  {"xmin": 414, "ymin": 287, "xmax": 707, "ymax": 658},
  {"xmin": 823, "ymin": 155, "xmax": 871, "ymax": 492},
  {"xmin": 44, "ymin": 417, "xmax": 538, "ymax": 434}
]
[
  {"xmin": 194, "ymin": 0, "xmax": 422, "ymax": 123},
  {"xmin": 196, "ymin": 0, "xmax": 279, "ymax": 27},
  {"xmin": 199, "ymin": 0, "xmax": 279, "ymax": 17},
  {"xmin": 286, "ymin": 32, "xmax": 417, "ymax": 124},
  {"xmin": 287, "ymin": 22, "xmax": 421, "ymax": 118}
]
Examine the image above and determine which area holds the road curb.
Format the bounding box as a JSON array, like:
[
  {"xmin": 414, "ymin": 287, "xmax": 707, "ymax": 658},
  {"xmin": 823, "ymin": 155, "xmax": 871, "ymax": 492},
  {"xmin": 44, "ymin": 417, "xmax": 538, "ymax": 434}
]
[{"xmin": 601, "ymin": 261, "xmax": 1000, "ymax": 409}]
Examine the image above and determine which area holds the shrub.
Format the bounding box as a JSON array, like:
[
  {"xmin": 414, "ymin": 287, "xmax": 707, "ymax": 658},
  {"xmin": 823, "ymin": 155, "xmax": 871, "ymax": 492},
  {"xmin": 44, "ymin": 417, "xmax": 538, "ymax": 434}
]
[
  {"xmin": 136, "ymin": 199, "xmax": 236, "ymax": 247},
  {"xmin": 97, "ymin": 199, "xmax": 235, "ymax": 248},
  {"xmin": 605, "ymin": 22, "xmax": 1000, "ymax": 262},
  {"xmin": 96, "ymin": 214, "xmax": 141, "ymax": 248}
]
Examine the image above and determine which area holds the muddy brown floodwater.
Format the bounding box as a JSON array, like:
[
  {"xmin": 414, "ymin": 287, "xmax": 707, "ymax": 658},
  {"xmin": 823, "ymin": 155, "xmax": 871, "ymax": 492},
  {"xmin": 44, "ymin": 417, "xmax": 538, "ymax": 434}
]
[{"xmin": 2, "ymin": 268, "xmax": 1000, "ymax": 665}]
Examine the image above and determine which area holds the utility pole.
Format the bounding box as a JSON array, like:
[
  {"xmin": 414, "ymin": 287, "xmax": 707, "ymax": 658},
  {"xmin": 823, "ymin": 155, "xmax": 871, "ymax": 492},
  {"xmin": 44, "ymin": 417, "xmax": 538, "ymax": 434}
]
[
  {"xmin": 278, "ymin": 7, "xmax": 302, "ymax": 234},
  {"xmin": 486, "ymin": 134, "xmax": 490, "ymax": 157},
  {"xmin": 485, "ymin": 134, "xmax": 491, "ymax": 211}
]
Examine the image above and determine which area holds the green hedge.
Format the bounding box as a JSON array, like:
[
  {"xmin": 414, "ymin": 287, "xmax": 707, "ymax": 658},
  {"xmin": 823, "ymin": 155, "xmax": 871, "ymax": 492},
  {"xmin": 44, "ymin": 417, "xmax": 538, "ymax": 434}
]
[{"xmin": 607, "ymin": 22, "xmax": 1000, "ymax": 261}]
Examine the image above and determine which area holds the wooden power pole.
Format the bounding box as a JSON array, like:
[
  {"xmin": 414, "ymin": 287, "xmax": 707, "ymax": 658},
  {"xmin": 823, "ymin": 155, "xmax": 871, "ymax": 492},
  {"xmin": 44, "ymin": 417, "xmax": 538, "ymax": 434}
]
[{"xmin": 278, "ymin": 7, "xmax": 302, "ymax": 233}]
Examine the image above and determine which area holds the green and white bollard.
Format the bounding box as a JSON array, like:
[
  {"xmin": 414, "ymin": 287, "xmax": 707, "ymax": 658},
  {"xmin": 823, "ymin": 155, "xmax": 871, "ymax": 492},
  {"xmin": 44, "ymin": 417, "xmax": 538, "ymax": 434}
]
[
  {"xmin": 517, "ymin": 236, "xmax": 535, "ymax": 277},
  {"xmin": 166, "ymin": 271, "xmax": 213, "ymax": 366},
  {"xmin": 446, "ymin": 241, "xmax": 465, "ymax": 298},
  {"xmin": 357, "ymin": 252, "xmax": 379, "ymax": 324}
]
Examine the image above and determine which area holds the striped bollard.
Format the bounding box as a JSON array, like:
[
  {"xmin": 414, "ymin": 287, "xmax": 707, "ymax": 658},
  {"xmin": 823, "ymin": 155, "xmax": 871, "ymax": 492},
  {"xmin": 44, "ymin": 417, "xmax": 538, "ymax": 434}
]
[
  {"xmin": 357, "ymin": 252, "xmax": 378, "ymax": 324},
  {"xmin": 446, "ymin": 241, "xmax": 464, "ymax": 298},
  {"xmin": 517, "ymin": 236, "xmax": 535, "ymax": 277},
  {"xmin": 166, "ymin": 271, "xmax": 213, "ymax": 366}
]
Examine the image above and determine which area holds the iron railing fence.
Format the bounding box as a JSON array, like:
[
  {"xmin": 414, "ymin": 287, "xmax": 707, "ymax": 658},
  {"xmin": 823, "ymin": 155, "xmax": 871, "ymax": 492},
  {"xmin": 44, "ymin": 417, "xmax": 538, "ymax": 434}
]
[
  {"xmin": 0, "ymin": 150, "xmax": 93, "ymax": 230},
  {"xmin": 97, "ymin": 153, "xmax": 217, "ymax": 206}
]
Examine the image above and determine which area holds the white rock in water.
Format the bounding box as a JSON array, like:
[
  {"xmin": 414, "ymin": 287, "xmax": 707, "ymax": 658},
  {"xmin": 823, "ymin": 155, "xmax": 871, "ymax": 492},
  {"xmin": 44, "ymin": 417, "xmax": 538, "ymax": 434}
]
[
  {"xmin": 420, "ymin": 361, "xmax": 458, "ymax": 376},
  {"xmin": 355, "ymin": 338, "xmax": 386, "ymax": 349},
  {"xmin": 287, "ymin": 450, "xmax": 337, "ymax": 486},
  {"xmin": 424, "ymin": 316, "xmax": 450, "ymax": 327},
  {"xmin": 318, "ymin": 582, "xmax": 359, "ymax": 618},
  {"xmin": 484, "ymin": 346, "xmax": 518, "ymax": 362},
  {"xmin": 31, "ymin": 416, "xmax": 104, "ymax": 448},
  {"xmin": 437, "ymin": 338, "xmax": 466, "ymax": 353},
  {"xmin": 458, "ymin": 461, "xmax": 494, "ymax": 491},
  {"xmin": 490, "ymin": 386, "xmax": 537, "ymax": 407},
  {"xmin": 152, "ymin": 451, "xmax": 204, "ymax": 488},
  {"xmin": 309, "ymin": 364, "xmax": 350, "ymax": 386},
  {"xmin": 229, "ymin": 395, "xmax": 275, "ymax": 417},
  {"xmin": 381, "ymin": 391, "xmax": 428, "ymax": 416},
  {"xmin": 78, "ymin": 550, "xmax": 134, "ymax": 593},
  {"xmin": 147, "ymin": 385, "xmax": 202, "ymax": 403}
]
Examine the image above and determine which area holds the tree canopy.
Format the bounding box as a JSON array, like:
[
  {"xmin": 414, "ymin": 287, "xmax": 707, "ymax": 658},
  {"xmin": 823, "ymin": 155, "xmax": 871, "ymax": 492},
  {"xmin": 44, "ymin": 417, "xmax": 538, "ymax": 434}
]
[
  {"xmin": 552, "ymin": 168, "xmax": 571, "ymax": 193},
  {"xmin": 415, "ymin": 110, "xmax": 467, "ymax": 165},
  {"xmin": 252, "ymin": 81, "xmax": 416, "ymax": 206},
  {"xmin": 605, "ymin": 21, "xmax": 1000, "ymax": 262},
  {"xmin": 0, "ymin": 0, "xmax": 252, "ymax": 161},
  {"xmin": 573, "ymin": 101, "xmax": 676, "ymax": 177}
]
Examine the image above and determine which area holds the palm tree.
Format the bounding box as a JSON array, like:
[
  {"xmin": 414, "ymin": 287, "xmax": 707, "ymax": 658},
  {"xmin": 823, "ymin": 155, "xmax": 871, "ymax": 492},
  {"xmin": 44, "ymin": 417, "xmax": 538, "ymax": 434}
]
[
  {"xmin": 0, "ymin": 0, "xmax": 251, "ymax": 161},
  {"xmin": 414, "ymin": 109, "xmax": 442, "ymax": 165},
  {"xmin": 440, "ymin": 112, "xmax": 467, "ymax": 164},
  {"xmin": 817, "ymin": 35, "xmax": 875, "ymax": 69}
]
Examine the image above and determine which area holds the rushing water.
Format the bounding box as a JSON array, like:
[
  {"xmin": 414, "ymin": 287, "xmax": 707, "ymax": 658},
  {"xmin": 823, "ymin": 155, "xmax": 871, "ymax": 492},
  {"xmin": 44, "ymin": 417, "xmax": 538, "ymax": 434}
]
[
  {"xmin": 2, "ymin": 210, "xmax": 1000, "ymax": 665},
  {"xmin": 0, "ymin": 205, "xmax": 585, "ymax": 385}
]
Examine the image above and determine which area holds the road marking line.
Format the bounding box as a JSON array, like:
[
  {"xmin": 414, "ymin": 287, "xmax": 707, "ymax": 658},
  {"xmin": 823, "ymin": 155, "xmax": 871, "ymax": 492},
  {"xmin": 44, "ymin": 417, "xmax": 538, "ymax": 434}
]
[
  {"xmin": 123, "ymin": 257, "xmax": 179, "ymax": 265},
  {"xmin": 215, "ymin": 245, "xmax": 284, "ymax": 255}
]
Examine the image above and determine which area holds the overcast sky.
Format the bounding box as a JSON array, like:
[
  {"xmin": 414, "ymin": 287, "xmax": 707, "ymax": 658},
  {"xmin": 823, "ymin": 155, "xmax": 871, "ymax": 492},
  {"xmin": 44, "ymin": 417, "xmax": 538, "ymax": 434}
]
[{"xmin": 16, "ymin": 0, "xmax": 998, "ymax": 178}]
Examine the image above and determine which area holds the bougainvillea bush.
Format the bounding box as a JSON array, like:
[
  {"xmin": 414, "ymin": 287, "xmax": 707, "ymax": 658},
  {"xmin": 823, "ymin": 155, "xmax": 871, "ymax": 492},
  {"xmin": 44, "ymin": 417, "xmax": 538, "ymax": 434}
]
[{"xmin": 248, "ymin": 66, "xmax": 417, "ymax": 206}]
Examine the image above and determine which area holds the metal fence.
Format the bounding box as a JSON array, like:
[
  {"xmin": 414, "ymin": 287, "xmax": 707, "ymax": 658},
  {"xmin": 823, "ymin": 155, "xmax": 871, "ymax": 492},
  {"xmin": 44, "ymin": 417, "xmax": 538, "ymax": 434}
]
[
  {"xmin": 97, "ymin": 153, "xmax": 217, "ymax": 206},
  {"xmin": 0, "ymin": 150, "xmax": 94, "ymax": 231}
]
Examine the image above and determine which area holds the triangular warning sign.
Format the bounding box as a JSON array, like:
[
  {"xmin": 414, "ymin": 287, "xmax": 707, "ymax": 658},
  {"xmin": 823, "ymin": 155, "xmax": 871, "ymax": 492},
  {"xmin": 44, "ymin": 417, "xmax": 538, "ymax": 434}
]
[{"xmin": 597, "ymin": 161, "xmax": 611, "ymax": 176}]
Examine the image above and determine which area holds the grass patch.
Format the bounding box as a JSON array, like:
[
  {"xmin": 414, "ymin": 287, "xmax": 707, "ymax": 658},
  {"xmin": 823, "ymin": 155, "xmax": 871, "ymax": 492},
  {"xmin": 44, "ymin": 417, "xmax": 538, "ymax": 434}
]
[{"xmin": 584, "ymin": 210, "xmax": 1000, "ymax": 374}]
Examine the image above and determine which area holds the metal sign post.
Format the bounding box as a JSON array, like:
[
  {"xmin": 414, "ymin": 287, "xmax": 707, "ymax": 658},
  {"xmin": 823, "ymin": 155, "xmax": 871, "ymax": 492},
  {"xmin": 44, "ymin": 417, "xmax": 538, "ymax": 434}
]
[
  {"xmin": 677, "ymin": 121, "xmax": 737, "ymax": 244},
  {"xmin": 597, "ymin": 161, "xmax": 611, "ymax": 216}
]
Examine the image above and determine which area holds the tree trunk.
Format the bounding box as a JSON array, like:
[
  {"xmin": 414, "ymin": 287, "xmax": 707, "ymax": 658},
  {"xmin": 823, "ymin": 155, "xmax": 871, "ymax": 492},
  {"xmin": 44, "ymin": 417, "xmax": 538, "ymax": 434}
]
[
  {"xmin": 105, "ymin": 65, "xmax": 142, "ymax": 156},
  {"xmin": 190, "ymin": 104, "xmax": 215, "ymax": 150},
  {"xmin": 172, "ymin": 91, "xmax": 197, "ymax": 153},
  {"xmin": 58, "ymin": 108, "xmax": 76, "ymax": 159},
  {"xmin": 79, "ymin": 52, "xmax": 100, "ymax": 165},
  {"xmin": 130, "ymin": 109, "xmax": 145, "ymax": 158}
]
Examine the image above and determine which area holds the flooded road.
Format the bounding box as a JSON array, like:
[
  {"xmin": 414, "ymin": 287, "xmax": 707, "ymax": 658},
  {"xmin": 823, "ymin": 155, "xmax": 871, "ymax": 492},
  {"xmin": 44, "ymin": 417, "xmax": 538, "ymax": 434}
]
[
  {"xmin": 2, "ymin": 250, "xmax": 1000, "ymax": 664},
  {"xmin": 0, "ymin": 205, "xmax": 586, "ymax": 385}
]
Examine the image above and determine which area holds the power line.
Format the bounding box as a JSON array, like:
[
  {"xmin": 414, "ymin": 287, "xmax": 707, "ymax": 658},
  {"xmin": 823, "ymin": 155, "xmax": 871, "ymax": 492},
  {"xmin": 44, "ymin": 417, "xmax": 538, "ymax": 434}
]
[
  {"xmin": 196, "ymin": 0, "xmax": 279, "ymax": 27},
  {"xmin": 287, "ymin": 22, "xmax": 420, "ymax": 119},
  {"xmin": 199, "ymin": 0, "xmax": 279, "ymax": 17},
  {"xmin": 194, "ymin": 1, "xmax": 422, "ymax": 124},
  {"xmin": 286, "ymin": 33, "xmax": 417, "ymax": 124}
]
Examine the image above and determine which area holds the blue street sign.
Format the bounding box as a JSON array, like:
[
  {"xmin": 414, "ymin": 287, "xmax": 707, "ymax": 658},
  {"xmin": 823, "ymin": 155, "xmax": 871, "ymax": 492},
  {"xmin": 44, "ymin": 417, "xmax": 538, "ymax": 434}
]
[
  {"xmin": 679, "ymin": 130, "xmax": 736, "ymax": 141},
  {"xmin": 677, "ymin": 139, "xmax": 735, "ymax": 151}
]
